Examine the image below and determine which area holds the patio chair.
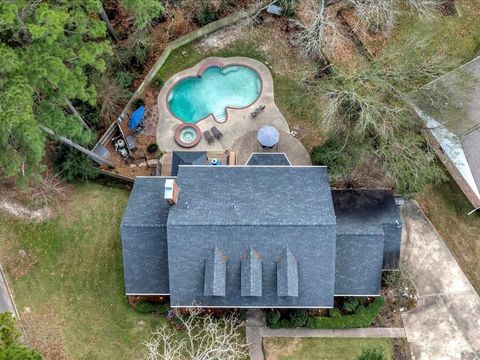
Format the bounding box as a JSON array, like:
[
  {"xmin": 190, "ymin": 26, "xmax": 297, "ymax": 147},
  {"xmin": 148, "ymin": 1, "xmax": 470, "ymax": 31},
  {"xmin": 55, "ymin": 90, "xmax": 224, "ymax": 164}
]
[
  {"xmin": 211, "ymin": 126, "xmax": 223, "ymax": 140},
  {"xmin": 204, "ymin": 130, "xmax": 214, "ymax": 144}
]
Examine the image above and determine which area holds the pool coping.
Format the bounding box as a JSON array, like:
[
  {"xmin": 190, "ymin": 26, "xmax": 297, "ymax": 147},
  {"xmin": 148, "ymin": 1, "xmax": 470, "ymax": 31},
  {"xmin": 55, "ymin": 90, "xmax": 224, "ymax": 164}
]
[
  {"xmin": 157, "ymin": 56, "xmax": 288, "ymax": 152},
  {"xmin": 164, "ymin": 59, "xmax": 264, "ymax": 125}
]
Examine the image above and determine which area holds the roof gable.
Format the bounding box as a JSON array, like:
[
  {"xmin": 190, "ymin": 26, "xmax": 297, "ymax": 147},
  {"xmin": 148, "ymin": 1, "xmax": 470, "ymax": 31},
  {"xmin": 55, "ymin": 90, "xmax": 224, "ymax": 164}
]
[
  {"xmin": 204, "ymin": 247, "xmax": 227, "ymax": 297},
  {"xmin": 246, "ymin": 153, "xmax": 291, "ymax": 166},
  {"xmin": 121, "ymin": 177, "xmax": 172, "ymax": 228},
  {"xmin": 277, "ymin": 247, "xmax": 299, "ymax": 297},
  {"xmin": 240, "ymin": 247, "xmax": 263, "ymax": 297},
  {"xmin": 171, "ymin": 151, "xmax": 208, "ymax": 176}
]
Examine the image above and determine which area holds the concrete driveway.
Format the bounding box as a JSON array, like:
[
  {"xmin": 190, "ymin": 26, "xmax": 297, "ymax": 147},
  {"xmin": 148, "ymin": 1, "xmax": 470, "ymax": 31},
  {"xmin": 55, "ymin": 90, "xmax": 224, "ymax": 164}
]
[
  {"xmin": 401, "ymin": 200, "xmax": 480, "ymax": 360},
  {"xmin": 0, "ymin": 264, "xmax": 17, "ymax": 316}
]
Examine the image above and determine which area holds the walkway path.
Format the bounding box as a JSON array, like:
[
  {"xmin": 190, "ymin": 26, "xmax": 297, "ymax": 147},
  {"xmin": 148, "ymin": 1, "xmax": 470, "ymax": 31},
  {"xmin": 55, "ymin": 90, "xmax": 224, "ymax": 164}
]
[
  {"xmin": 245, "ymin": 310, "xmax": 405, "ymax": 360},
  {"xmin": 0, "ymin": 264, "xmax": 18, "ymax": 317},
  {"xmin": 401, "ymin": 200, "xmax": 480, "ymax": 360}
]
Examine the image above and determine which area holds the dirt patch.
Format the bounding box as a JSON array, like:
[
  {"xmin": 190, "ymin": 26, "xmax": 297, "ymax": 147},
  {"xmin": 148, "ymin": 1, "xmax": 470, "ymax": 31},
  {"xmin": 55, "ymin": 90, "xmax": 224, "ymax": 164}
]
[
  {"xmin": 19, "ymin": 309, "xmax": 67, "ymax": 360},
  {"xmin": 263, "ymin": 337, "xmax": 302, "ymax": 360},
  {"xmin": 373, "ymin": 272, "xmax": 418, "ymax": 328},
  {"xmin": 0, "ymin": 200, "xmax": 52, "ymax": 223},
  {"xmin": 196, "ymin": 25, "xmax": 242, "ymax": 52},
  {"xmin": 394, "ymin": 338, "xmax": 412, "ymax": 360}
]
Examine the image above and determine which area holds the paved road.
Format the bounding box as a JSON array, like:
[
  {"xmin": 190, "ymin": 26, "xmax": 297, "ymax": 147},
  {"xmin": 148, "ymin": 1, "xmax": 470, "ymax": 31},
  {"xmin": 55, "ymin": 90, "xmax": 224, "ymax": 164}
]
[
  {"xmin": 0, "ymin": 264, "xmax": 17, "ymax": 316},
  {"xmin": 401, "ymin": 200, "xmax": 480, "ymax": 360}
]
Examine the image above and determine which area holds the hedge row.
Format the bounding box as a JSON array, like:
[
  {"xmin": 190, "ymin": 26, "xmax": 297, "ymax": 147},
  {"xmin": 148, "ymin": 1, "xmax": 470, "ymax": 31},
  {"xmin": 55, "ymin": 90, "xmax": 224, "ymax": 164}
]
[
  {"xmin": 306, "ymin": 297, "xmax": 385, "ymax": 329},
  {"xmin": 267, "ymin": 297, "xmax": 385, "ymax": 329},
  {"xmin": 135, "ymin": 301, "xmax": 170, "ymax": 314}
]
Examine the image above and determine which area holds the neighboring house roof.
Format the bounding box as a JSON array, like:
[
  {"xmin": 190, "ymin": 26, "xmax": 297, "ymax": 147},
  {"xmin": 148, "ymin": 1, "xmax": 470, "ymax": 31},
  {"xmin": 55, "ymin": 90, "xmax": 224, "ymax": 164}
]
[
  {"xmin": 120, "ymin": 177, "xmax": 171, "ymax": 295},
  {"xmin": 414, "ymin": 56, "xmax": 480, "ymax": 208},
  {"xmin": 171, "ymin": 151, "xmax": 208, "ymax": 176},
  {"xmin": 246, "ymin": 152, "xmax": 291, "ymax": 166},
  {"xmin": 167, "ymin": 165, "xmax": 337, "ymax": 308},
  {"xmin": 332, "ymin": 190, "xmax": 402, "ymax": 295}
]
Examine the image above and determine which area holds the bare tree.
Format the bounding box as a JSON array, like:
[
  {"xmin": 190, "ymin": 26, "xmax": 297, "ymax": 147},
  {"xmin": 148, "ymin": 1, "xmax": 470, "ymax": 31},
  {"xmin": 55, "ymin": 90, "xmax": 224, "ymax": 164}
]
[
  {"xmin": 144, "ymin": 308, "xmax": 249, "ymax": 360},
  {"xmin": 348, "ymin": 0, "xmax": 398, "ymax": 35},
  {"xmin": 293, "ymin": 0, "xmax": 342, "ymax": 61},
  {"xmin": 405, "ymin": 0, "xmax": 446, "ymax": 18}
]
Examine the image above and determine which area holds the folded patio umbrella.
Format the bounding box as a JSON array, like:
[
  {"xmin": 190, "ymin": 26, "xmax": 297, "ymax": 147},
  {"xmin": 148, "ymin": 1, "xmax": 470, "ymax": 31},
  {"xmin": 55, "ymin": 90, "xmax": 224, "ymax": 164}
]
[
  {"xmin": 257, "ymin": 126, "xmax": 280, "ymax": 147},
  {"xmin": 128, "ymin": 105, "xmax": 145, "ymax": 129}
]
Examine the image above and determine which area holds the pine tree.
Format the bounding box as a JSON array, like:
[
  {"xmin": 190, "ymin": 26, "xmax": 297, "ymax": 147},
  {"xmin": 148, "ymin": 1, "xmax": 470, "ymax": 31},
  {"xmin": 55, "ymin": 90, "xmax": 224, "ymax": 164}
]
[{"xmin": 0, "ymin": 0, "xmax": 111, "ymax": 184}]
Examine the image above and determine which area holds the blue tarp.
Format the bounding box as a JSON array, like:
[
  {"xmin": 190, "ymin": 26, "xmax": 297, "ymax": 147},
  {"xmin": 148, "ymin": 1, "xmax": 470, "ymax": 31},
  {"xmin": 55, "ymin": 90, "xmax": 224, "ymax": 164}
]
[
  {"xmin": 129, "ymin": 105, "xmax": 145, "ymax": 129},
  {"xmin": 257, "ymin": 126, "xmax": 280, "ymax": 147}
]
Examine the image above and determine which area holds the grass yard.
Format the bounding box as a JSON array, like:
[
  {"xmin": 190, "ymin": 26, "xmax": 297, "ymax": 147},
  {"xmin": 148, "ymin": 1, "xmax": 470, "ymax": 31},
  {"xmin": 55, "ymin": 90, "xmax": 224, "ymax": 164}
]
[
  {"xmin": 0, "ymin": 183, "xmax": 169, "ymax": 359},
  {"xmin": 263, "ymin": 337, "xmax": 393, "ymax": 360},
  {"xmin": 417, "ymin": 177, "xmax": 480, "ymax": 294}
]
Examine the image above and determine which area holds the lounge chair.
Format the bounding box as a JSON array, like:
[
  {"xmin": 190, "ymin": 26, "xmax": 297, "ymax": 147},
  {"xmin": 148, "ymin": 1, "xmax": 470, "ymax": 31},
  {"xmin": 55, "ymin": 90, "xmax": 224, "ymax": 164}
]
[
  {"xmin": 204, "ymin": 130, "xmax": 214, "ymax": 144},
  {"xmin": 211, "ymin": 126, "xmax": 223, "ymax": 140}
]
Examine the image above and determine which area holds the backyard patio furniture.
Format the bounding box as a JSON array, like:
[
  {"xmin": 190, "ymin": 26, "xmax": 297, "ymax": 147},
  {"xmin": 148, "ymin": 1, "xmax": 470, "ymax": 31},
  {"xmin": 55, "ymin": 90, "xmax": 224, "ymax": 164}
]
[
  {"xmin": 211, "ymin": 126, "xmax": 223, "ymax": 140},
  {"xmin": 129, "ymin": 105, "xmax": 145, "ymax": 130},
  {"xmin": 204, "ymin": 130, "xmax": 214, "ymax": 144},
  {"xmin": 257, "ymin": 125, "xmax": 280, "ymax": 148}
]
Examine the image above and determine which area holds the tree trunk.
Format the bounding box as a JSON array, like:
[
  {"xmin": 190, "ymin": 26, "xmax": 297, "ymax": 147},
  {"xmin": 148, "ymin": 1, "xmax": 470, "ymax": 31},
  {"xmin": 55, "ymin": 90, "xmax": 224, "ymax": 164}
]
[
  {"xmin": 99, "ymin": 3, "xmax": 119, "ymax": 43},
  {"xmin": 65, "ymin": 98, "xmax": 91, "ymax": 131},
  {"xmin": 40, "ymin": 125, "xmax": 115, "ymax": 168}
]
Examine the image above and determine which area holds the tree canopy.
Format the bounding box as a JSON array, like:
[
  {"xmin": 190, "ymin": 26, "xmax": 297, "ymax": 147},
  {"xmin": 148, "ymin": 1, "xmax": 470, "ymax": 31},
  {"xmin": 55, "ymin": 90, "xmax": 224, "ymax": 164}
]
[
  {"xmin": 0, "ymin": 312, "xmax": 42, "ymax": 360},
  {"xmin": 0, "ymin": 0, "xmax": 111, "ymax": 184}
]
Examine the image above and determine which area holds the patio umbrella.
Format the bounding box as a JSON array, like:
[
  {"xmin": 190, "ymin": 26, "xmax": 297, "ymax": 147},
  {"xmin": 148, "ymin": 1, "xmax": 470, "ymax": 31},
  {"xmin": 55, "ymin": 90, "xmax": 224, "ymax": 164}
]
[
  {"xmin": 128, "ymin": 105, "xmax": 145, "ymax": 129},
  {"xmin": 257, "ymin": 126, "xmax": 280, "ymax": 147}
]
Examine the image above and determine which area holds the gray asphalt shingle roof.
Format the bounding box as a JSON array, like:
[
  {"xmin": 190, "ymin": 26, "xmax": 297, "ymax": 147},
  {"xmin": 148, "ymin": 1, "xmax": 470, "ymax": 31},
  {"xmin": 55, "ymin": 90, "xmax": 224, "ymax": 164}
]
[
  {"xmin": 332, "ymin": 190, "xmax": 402, "ymax": 294},
  {"xmin": 246, "ymin": 153, "xmax": 291, "ymax": 166},
  {"xmin": 167, "ymin": 165, "xmax": 337, "ymax": 307},
  {"xmin": 277, "ymin": 247, "xmax": 299, "ymax": 297},
  {"xmin": 168, "ymin": 166, "xmax": 335, "ymax": 226},
  {"xmin": 171, "ymin": 151, "xmax": 208, "ymax": 176},
  {"xmin": 121, "ymin": 177, "xmax": 172, "ymax": 294},
  {"xmin": 120, "ymin": 168, "xmax": 402, "ymax": 306},
  {"xmin": 203, "ymin": 247, "xmax": 227, "ymax": 297}
]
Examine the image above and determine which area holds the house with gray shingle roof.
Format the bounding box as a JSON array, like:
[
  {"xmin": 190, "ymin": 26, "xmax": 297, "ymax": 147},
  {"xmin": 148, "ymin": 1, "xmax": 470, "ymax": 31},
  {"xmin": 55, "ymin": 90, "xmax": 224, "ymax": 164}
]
[{"xmin": 121, "ymin": 154, "xmax": 402, "ymax": 308}]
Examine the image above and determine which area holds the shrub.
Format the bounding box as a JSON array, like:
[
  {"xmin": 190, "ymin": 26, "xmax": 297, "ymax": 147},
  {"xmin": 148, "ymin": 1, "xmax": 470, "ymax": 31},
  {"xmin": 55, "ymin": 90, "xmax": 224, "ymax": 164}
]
[
  {"xmin": 306, "ymin": 297, "xmax": 385, "ymax": 329},
  {"xmin": 196, "ymin": 5, "xmax": 217, "ymax": 26},
  {"xmin": 135, "ymin": 301, "xmax": 170, "ymax": 314},
  {"xmin": 343, "ymin": 298, "xmax": 360, "ymax": 314},
  {"xmin": 329, "ymin": 308, "xmax": 341, "ymax": 318},
  {"xmin": 132, "ymin": 98, "xmax": 145, "ymax": 109},
  {"xmin": 311, "ymin": 132, "xmax": 368, "ymax": 178},
  {"xmin": 147, "ymin": 143, "xmax": 159, "ymax": 154},
  {"xmin": 116, "ymin": 71, "xmax": 134, "ymax": 90},
  {"xmin": 53, "ymin": 146, "xmax": 99, "ymax": 183},
  {"xmin": 0, "ymin": 313, "xmax": 19, "ymax": 347},
  {"xmin": 356, "ymin": 347, "xmax": 385, "ymax": 360},
  {"xmin": 266, "ymin": 309, "xmax": 281, "ymax": 327},
  {"xmin": 289, "ymin": 309, "xmax": 308, "ymax": 328},
  {"xmin": 0, "ymin": 312, "xmax": 42, "ymax": 359},
  {"xmin": 151, "ymin": 76, "xmax": 164, "ymax": 91},
  {"xmin": 278, "ymin": 0, "xmax": 296, "ymax": 17}
]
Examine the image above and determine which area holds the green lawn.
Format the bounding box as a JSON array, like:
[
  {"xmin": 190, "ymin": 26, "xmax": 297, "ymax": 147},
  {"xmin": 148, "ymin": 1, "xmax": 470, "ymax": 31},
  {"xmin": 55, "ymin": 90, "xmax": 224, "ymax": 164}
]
[
  {"xmin": 0, "ymin": 183, "xmax": 168, "ymax": 359},
  {"xmin": 263, "ymin": 337, "xmax": 393, "ymax": 360}
]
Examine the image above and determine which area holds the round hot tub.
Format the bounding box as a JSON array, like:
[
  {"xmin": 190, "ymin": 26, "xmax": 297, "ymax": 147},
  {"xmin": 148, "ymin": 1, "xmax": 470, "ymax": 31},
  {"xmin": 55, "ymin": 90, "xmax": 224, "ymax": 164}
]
[{"xmin": 174, "ymin": 124, "xmax": 201, "ymax": 148}]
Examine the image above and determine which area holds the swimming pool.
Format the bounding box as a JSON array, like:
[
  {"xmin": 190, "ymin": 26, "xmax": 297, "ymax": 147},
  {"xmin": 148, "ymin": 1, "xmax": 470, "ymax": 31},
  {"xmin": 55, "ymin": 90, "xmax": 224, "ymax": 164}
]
[{"xmin": 168, "ymin": 65, "xmax": 261, "ymax": 123}]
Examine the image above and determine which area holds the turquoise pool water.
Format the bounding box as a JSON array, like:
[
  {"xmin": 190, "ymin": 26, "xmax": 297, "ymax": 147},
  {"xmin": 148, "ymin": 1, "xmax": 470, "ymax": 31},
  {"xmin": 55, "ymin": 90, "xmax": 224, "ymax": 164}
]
[{"xmin": 168, "ymin": 65, "xmax": 261, "ymax": 123}]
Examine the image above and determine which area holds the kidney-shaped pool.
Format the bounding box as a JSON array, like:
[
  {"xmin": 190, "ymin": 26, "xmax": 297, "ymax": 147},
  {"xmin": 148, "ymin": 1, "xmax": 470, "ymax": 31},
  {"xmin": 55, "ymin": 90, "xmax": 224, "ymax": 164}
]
[{"xmin": 167, "ymin": 65, "xmax": 261, "ymax": 123}]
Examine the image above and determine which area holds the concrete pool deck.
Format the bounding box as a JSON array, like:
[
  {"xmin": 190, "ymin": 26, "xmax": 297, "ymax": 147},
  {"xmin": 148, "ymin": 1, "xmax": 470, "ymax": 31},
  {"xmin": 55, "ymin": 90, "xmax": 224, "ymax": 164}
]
[{"xmin": 156, "ymin": 57, "xmax": 291, "ymax": 155}]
